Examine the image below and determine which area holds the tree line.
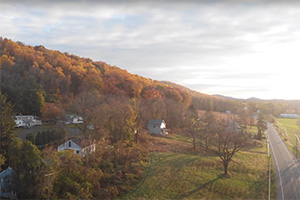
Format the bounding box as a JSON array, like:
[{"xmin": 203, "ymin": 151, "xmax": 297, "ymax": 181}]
[{"xmin": 0, "ymin": 93, "xmax": 149, "ymax": 199}]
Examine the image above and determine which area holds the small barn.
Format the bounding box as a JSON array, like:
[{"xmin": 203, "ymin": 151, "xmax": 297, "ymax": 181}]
[
  {"xmin": 279, "ymin": 113, "xmax": 299, "ymax": 119},
  {"xmin": 57, "ymin": 137, "xmax": 96, "ymax": 156},
  {"xmin": 147, "ymin": 119, "xmax": 169, "ymax": 135}
]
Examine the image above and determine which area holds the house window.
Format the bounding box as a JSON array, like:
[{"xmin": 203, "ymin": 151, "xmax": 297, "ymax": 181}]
[
  {"xmin": 69, "ymin": 141, "xmax": 71, "ymax": 147},
  {"xmin": 76, "ymin": 150, "xmax": 80, "ymax": 154}
]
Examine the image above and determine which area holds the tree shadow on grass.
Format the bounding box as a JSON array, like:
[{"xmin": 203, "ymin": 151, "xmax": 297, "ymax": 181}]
[
  {"xmin": 174, "ymin": 175, "xmax": 224, "ymax": 200},
  {"xmin": 247, "ymin": 172, "xmax": 268, "ymax": 199}
]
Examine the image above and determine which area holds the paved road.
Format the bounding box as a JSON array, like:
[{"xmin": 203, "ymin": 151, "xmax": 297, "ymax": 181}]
[{"xmin": 267, "ymin": 123, "xmax": 300, "ymax": 200}]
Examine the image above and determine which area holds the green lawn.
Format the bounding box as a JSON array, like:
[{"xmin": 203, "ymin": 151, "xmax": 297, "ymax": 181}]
[
  {"xmin": 123, "ymin": 135, "xmax": 276, "ymax": 200},
  {"xmin": 247, "ymin": 125, "xmax": 258, "ymax": 135},
  {"xmin": 275, "ymin": 118, "xmax": 300, "ymax": 157}
]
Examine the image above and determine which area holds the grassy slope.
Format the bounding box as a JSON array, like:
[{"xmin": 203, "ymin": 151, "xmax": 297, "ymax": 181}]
[
  {"xmin": 124, "ymin": 133, "xmax": 276, "ymax": 199},
  {"xmin": 276, "ymin": 118, "xmax": 299, "ymax": 156}
]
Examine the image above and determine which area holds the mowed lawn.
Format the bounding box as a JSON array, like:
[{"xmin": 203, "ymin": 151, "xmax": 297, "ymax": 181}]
[
  {"xmin": 276, "ymin": 118, "xmax": 300, "ymax": 156},
  {"xmin": 124, "ymin": 134, "xmax": 276, "ymax": 199}
]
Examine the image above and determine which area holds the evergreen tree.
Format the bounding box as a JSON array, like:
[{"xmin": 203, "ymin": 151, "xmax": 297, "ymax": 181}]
[
  {"xmin": 0, "ymin": 93, "xmax": 16, "ymax": 165},
  {"xmin": 8, "ymin": 138, "xmax": 45, "ymax": 199}
]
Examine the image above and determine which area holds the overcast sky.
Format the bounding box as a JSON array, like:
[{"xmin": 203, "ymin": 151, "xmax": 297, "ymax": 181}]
[{"xmin": 1, "ymin": 0, "xmax": 300, "ymax": 100}]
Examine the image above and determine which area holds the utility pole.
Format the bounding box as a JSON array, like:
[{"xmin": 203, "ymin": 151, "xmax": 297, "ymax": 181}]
[
  {"xmin": 45, "ymin": 173, "xmax": 54, "ymax": 200},
  {"xmin": 267, "ymin": 137, "xmax": 271, "ymax": 200},
  {"xmin": 266, "ymin": 136, "xmax": 271, "ymax": 200},
  {"xmin": 295, "ymin": 134, "xmax": 300, "ymax": 160}
]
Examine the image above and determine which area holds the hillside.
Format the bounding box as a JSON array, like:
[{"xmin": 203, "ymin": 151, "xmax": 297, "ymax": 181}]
[
  {"xmin": 0, "ymin": 37, "xmax": 297, "ymax": 125},
  {"xmin": 161, "ymin": 81, "xmax": 243, "ymax": 113},
  {"xmin": 0, "ymin": 38, "xmax": 182, "ymax": 113},
  {"xmin": 0, "ymin": 38, "xmax": 249, "ymax": 130}
]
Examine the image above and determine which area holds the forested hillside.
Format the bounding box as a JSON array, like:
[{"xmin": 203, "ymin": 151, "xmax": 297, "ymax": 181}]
[
  {"xmin": 1, "ymin": 37, "xmax": 298, "ymax": 130},
  {"xmin": 0, "ymin": 38, "xmax": 246, "ymax": 130}
]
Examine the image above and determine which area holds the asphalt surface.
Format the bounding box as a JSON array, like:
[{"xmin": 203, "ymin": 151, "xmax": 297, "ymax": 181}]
[{"xmin": 267, "ymin": 123, "xmax": 300, "ymax": 200}]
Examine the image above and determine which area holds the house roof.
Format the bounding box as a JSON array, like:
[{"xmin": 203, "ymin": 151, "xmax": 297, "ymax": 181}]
[
  {"xmin": 66, "ymin": 114, "xmax": 83, "ymax": 120},
  {"xmin": 147, "ymin": 119, "xmax": 164, "ymax": 126},
  {"xmin": 66, "ymin": 136, "xmax": 95, "ymax": 148},
  {"xmin": 0, "ymin": 167, "xmax": 14, "ymax": 177},
  {"xmin": 75, "ymin": 137, "xmax": 94, "ymax": 148}
]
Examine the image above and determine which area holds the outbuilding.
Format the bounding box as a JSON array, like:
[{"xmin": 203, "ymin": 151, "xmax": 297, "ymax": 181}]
[{"xmin": 147, "ymin": 119, "xmax": 169, "ymax": 135}]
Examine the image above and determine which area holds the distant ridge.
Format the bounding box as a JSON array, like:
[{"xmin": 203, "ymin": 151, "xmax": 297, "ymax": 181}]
[
  {"xmin": 213, "ymin": 94, "xmax": 266, "ymax": 102},
  {"xmin": 213, "ymin": 94, "xmax": 240, "ymax": 101},
  {"xmin": 246, "ymin": 97, "xmax": 262, "ymax": 101}
]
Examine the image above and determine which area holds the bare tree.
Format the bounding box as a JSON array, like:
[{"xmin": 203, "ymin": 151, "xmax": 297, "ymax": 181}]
[
  {"xmin": 131, "ymin": 98, "xmax": 148, "ymax": 144},
  {"xmin": 205, "ymin": 119, "xmax": 252, "ymax": 176},
  {"xmin": 71, "ymin": 91, "xmax": 101, "ymax": 135},
  {"xmin": 184, "ymin": 105, "xmax": 200, "ymax": 150},
  {"xmin": 199, "ymin": 112, "xmax": 217, "ymax": 152}
]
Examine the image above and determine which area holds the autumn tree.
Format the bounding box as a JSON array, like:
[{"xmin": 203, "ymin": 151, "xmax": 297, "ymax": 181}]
[
  {"xmin": 247, "ymin": 101, "xmax": 258, "ymax": 126},
  {"xmin": 71, "ymin": 91, "xmax": 101, "ymax": 135},
  {"xmin": 41, "ymin": 102, "xmax": 65, "ymax": 123},
  {"xmin": 131, "ymin": 98, "xmax": 147, "ymax": 143},
  {"xmin": 184, "ymin": 105, "xmax": 200, "ymax": 150},
  {"xmin": 0, "ymin": 154, "xmax": 5, "ymax": 168},
  {"xmin": 208, "ymin": 120, "xmax": 252, "ymax": 176},
  {"xmin": 53, "ymin": 151, "xmax": 93, "ymax": 199},
  {"xmin": 100, "ymin": 95, "xmax": 136, "ymax": 143},
  {"xmin": 238, "ymin": 107, "xmax": 250, "ymax": 129},
  {"xmin": 256, "ymin": 113, "xmax": 267, "ymax": 140},
  {"xmin": 199, "ymin": 111, "xmax": 217, "ymax": 152}
]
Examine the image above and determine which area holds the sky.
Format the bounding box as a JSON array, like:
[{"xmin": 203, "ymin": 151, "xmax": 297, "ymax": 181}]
[{"xmin": 1, "ymin": 0, "xmax": 300, "ymax": 100}]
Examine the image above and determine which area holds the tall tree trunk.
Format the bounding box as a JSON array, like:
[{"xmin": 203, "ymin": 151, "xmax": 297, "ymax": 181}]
[
  {"xmin": 223, "ymin": 161, "xmax": 229, "ymax": 175},
  {"xmin": 135, "ymin": 132, "xmax": 139, "ymax": 144},
  {"xmin": 192, "ymin": 137, "xmax": 196, "ymax": 150},
  {"xmin": 205, "ymin": 137, "xmax": 209, "ymax": 152}
]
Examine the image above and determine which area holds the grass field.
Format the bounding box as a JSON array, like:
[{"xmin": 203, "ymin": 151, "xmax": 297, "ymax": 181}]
[
  {"xmin": 276, "ymin": 118, "xmax": 300, "ymax": 157},
  {"xmin": 124, "ymin": 134, "xmax": 276, "ymax": 199}
]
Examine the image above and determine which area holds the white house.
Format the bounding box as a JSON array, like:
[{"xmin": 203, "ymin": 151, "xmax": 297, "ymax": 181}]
[
  {"xmin": 65, "ymin": 114, "xmax": 84, "ymax": 125},
  {"xmin": 147, "ymin": 119, "xmax": 169, "ymax": 135},
  {"xmin": 279, "ymin": 113, "xmax": 299, "ymax": 119},
  {"xmin": 15, "ymin": 115, "xmax": 42, "ymax": 128},
  {"xmin": 57, "ymin": 137, "xmax": 96, "ymax": 156},
  {"xmin": 225, "ymin": 110, "xmax": 231, "ymax": 114},
  {"xmin": 0, "ymin": 167, "xmax": 17, "ymax": 199}
]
